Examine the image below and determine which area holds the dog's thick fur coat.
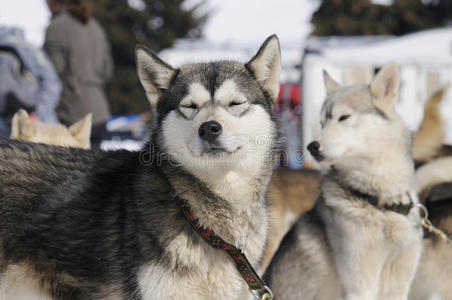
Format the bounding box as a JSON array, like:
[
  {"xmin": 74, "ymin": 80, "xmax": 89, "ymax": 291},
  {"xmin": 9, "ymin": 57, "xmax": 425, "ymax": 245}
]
[
  {"xmin": 265, "ymin": 63, "xmax": 423, "ymax": 300},
  {"xmin": 0, "ymin": 36, "xmax": 281, "ymax": 299}
]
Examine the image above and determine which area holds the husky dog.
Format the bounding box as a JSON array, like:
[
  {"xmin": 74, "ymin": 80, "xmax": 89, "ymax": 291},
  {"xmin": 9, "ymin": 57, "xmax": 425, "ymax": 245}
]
[
  {"xmin": 0, "ymin": 35, "xmax": 281, "ymax": 300},
  {"xmin": 263, "ymin": 89, "xmax": 452, "ymax": 272},
  {"xmin": 265, "ymin": 62, "xmax": 423, "ymax": 300},
  {"xmin": 10, "ymin": 109, "xmax": 92, "ymax": 148}
]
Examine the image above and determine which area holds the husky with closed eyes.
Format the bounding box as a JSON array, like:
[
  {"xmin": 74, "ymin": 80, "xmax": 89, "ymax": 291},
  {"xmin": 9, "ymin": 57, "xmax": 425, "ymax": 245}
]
[
  {"xmin": 0, "ymin": 35, "xmax": 281, "ymax": 300},
  {"xmin": 265, "ymin": 62, "xmax": 423, "ymax": 300}
]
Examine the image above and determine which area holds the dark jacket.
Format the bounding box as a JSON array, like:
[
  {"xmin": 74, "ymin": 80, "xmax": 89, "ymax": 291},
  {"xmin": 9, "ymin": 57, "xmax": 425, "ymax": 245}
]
[{"xmin": 44, "ymin": 11, "xmax": 113, "ymax": 126}]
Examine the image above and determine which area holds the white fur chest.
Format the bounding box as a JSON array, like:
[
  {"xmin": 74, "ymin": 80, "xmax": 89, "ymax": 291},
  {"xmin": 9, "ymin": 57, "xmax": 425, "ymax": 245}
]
[
  {"xmin": 321, "ymin": 186, "xmax": 422, "ymax": 247},
  {"xmin": 145, "ymin": 166, "xmax": 270, "ymax": 299},
  {"xmin": 137, "ymin": 231, "xmax": 259, "ymax": 300}
]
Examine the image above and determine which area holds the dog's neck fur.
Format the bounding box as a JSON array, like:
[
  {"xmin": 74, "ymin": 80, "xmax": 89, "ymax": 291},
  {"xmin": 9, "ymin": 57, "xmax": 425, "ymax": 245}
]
[
  {"xmin": 160, "ymin": 155, "xmax": 272, "ymax": 261},
  {"xmin": 329, "ymin": 123, "xmax": 414, "ymax": 205}
]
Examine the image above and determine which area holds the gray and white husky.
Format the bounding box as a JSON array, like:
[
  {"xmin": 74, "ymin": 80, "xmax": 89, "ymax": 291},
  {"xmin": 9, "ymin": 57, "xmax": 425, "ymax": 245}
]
[
  {"xmin": 0, "ymin": 35, "xmax": 281, "ymax": 300},
  {"xmin": 265, "ymin": 62, "xmax": 423, "ymax": 300}
]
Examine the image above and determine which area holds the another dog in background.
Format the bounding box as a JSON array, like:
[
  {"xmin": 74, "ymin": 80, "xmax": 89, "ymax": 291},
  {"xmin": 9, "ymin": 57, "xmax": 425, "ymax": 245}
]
[
  {"xmin": 262, "ymin": 87, "xmax": 452, "ymax": 273},
  {"xmin": 265, "ymin": 62, "xmax": 423, "ymax": 300},
  {"xmin": 412, "ymin": 88, "xmax": 452, "ymax": 164},
  {"xmin": 10, "ymin": 109, "xmax": 92, "ymax": 148}
]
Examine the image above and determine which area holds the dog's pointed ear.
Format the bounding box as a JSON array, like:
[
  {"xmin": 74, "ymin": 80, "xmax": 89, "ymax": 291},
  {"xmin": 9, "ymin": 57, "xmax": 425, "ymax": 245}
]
[
  {"xmin": 246, "ymin": 35, "xmax": 281, "ymax": 102},
  {"xmin": 10, "ymin": 109, "xmax": 35, "ymax": 140},
  {"xmin": 323, "ymin": 70, "xmax": 341, "ymax": 95},
  {"xmin": 136, "ymin": 46, "xmax": 177, "ymax": 109},
  {"xmin": 370, "ymin": 62, "xmax": 399, "ymax": 111},
  {"xmin": 69, "ymin": 113, "xmax": 92, "ymax": 149}
]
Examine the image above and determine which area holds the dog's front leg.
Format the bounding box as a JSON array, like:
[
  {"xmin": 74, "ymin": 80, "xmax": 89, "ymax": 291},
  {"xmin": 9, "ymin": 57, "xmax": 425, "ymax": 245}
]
[
  {"xmin": 338, "ymin": 246, "xmax": 385, "ymax": 300},
  {"xmin": 378, "ymin": 240, "xmax": 422, "ymax": 300},
  {"xmin": 328, "ymin": 220, "xmax": 386, "ymax": 300}
]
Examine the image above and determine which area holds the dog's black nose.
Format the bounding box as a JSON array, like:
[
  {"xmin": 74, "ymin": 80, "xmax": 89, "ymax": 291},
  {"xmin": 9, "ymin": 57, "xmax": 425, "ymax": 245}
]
[
  {"xmin": 307, "ymin": 141, "xmax": 321, "ymax": 155},
  {"xmin": 199, "ymin": 120, "xmax": 222, "ymax": 142}
]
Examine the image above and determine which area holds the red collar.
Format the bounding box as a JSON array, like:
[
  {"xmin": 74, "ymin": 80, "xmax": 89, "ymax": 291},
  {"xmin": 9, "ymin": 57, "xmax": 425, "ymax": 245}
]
[{"xmin": 175, "ymin": 195, "xmax": 273, "ymax": 300}]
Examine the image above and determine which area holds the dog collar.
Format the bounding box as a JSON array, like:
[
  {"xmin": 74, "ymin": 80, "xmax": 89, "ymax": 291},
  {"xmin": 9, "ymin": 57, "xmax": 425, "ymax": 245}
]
[
  {"xmin": 330, "ymin": 167, "xmax": 414, "ymax": 216},
  {"xmin": 347, "ymin": 187, "xmax": 414, "ymax": 216},
  {"xmin": 175, "ymin": 195, "xmax": 273, "ymax": 300}
]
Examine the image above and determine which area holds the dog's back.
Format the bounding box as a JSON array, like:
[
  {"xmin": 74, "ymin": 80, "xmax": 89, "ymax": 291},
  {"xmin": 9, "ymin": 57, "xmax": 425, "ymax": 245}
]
[
  {"xmin": 0, "ymin": 139, "xmax": 149, "ymax": 298},
  {"xmin": 0, "ymin": 138, "xmax": 135, "ymax": 203}
]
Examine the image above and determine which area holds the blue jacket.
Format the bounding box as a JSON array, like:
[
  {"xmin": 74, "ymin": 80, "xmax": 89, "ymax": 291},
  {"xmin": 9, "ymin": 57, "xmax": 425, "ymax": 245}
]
[{"xmin": 0, "ymin": 26, "xmax": 61, "ymax": 123}]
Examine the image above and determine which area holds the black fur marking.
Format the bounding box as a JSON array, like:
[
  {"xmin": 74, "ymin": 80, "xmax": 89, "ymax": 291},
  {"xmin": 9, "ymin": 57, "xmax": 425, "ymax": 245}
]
[
  {"xmin": 208, "ymin": 63, "xmax": 220, "ymax": 98},
  {"xmin": 156, "ymin": 61, "xmax": 274, "ymax": 123}
]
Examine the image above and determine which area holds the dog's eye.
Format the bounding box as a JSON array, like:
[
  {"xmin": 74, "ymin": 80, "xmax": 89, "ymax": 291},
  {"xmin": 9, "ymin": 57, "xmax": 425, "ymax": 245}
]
[
  {"xmin": 229, "ymin": 101, "xmax": 245, "ymax": 107},
  {"xmin": 181, "ymin": 103, "xmax": 198, "ymax": 110},
  {"xmin": 338, "ymin": 115, "xmax": 350, "ymax": 122}
]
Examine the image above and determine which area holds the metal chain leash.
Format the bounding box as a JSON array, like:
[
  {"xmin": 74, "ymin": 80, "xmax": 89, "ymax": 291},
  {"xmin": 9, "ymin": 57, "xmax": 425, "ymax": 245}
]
[{"xmin": 417, "ymin": 203, "xmax": 452, "ymax": 245}]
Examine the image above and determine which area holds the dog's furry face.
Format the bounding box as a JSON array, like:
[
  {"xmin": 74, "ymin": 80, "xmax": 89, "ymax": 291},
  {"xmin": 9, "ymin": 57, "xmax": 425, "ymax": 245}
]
[
  {"xmin": 309, "ymin": 62, "xmax": 410, "ymax": 164},
  {"xmin": 136, "ymin": 36, "xmax": 281, "ymax": 180}
]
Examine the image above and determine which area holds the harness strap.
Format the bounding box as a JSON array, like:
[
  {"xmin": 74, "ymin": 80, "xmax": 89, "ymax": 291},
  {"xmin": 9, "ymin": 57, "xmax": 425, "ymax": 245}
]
[{"xmin": 175, "ymin": 196, "xmax": 273, "ymax": 300}]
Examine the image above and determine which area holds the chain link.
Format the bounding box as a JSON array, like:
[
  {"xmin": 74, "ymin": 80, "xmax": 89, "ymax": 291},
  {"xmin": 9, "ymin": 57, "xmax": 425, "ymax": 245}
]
[{"xmin": 417, "ymin": 203, "xmax": 452, "ymax": 245}]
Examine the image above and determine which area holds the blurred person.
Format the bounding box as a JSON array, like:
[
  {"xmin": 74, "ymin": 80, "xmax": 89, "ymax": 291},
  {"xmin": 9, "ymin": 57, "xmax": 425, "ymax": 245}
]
[
  {"xmin": 0, "ymin": 26, "xmax": 61, "ymax": 138},
  {"xmin": 44, "ymin": 0, "xmax": 113, "ymax": 147}
]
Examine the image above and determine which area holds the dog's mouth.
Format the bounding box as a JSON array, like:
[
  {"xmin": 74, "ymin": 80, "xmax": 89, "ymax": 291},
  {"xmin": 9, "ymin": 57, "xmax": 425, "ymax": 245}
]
[{"xmin": 202, "ymin": 145, "xmax": 241, "ymax": 156}]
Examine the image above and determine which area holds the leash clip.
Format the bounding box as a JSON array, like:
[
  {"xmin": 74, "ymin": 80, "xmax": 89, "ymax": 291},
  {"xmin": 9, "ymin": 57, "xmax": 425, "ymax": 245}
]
[
  {"xmin": 253, "ymin": 285, "xmax": 273, "ymax": 300},
  {"xmin": 262, "ymin": 286, "xmax": 274, "ymax": 300},
  {"xmin": 416, "ymin": 203, "xmax": 428, "ymax": 219}
]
